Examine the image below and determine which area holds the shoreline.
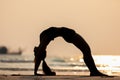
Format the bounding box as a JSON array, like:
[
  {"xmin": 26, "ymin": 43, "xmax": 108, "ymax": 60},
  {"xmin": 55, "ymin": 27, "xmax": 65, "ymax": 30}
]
[{"xmin": 0, "ymin": 75, "xmax": 119, "ymax": 80}]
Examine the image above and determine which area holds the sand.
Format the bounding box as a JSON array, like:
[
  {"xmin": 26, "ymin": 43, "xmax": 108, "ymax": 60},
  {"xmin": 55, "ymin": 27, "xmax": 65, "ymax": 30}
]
[{"xmin": 0, "ymin": 75, "xmax": 119, "ymax": 80}]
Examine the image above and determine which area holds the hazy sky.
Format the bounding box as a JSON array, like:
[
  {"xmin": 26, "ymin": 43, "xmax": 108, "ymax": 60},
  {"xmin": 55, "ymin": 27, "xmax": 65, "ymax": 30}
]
[{"xmin": 0, "ymin": 0, "xmax": 120, "ymax": 57}]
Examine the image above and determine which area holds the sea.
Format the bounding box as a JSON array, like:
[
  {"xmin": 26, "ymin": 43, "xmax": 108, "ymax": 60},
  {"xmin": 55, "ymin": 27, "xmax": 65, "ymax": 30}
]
[{"xmin": 0, "ymin": 54, "xmax": 120, "ymax": 76}]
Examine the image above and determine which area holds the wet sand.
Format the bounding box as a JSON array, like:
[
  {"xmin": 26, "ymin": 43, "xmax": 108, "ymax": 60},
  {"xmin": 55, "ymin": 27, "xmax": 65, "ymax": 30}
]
[{"xmin": 0, "ymin": 75, "xmax": 119, "ymax": 80}]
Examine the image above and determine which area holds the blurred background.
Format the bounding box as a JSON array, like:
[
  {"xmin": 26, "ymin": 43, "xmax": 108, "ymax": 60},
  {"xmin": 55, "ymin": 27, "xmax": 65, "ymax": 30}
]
[{"xmin": 0, "ymin": 0, "xmax": 120, "ymax": 57}]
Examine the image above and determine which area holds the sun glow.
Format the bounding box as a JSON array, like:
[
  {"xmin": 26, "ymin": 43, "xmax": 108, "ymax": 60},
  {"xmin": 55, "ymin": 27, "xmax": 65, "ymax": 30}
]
[
  {"xmin": 69, "ymin": 55, "xmax": 120, "ymax": 75},
  {"xmin": 94, "ymin": 55, "xmax": 120, "ymax": 67},
  {"xmin": 93, "ymin": 55, "xmax": 120, "ymax": 75}
]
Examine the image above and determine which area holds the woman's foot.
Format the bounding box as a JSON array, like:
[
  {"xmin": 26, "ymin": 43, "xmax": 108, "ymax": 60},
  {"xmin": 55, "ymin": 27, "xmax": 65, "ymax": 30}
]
[
  {"xmin": 34, "ymin": 73, "xmax": 44, "ymax": 76},
  {"xmin": 90, "ymin": 72, "xmax": 108, "ymax": 76},
  {"xmin": 42, "ymin": 60, "xmax": 56, "ymax": 76}
]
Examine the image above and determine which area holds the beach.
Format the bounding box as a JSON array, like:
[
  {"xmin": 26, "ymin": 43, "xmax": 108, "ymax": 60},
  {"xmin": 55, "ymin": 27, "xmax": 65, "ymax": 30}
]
[{"xmin": 0, "ymin": 75, "xmax": 119, "ymax": 80}]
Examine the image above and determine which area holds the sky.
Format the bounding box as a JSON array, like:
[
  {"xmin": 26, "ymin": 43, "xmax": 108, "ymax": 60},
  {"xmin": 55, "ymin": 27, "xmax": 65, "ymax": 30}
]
[{"xmin": 0, "ymin": 0, "xmax": 120, "ymax": 57}]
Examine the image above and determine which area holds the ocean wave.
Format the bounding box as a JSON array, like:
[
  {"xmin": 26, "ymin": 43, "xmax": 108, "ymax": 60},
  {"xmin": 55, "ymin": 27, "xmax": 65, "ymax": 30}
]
[
  {"xmin": 0, "ymin": 60, "xmax": 33, "ymax": 63},
  {"xmin": 0, "ymin": 67, "xmax": 89, "ymax": 72}
]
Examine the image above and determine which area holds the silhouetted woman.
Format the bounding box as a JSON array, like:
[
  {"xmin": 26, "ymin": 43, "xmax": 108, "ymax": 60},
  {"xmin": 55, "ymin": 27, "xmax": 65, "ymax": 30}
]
[{"xmin": 34, "ymin": 27, "xmax": 107, "ymax": 76}]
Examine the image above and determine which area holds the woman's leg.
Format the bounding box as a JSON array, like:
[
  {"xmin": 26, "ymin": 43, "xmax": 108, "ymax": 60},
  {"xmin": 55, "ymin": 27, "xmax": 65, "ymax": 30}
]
[
  {"xmin": 83, "ymin": 52, "xmax": 108, "ymax": 76},
  {"xmin": 72, "ymin": 34, "xmax": 107, "ymax": 76}
]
